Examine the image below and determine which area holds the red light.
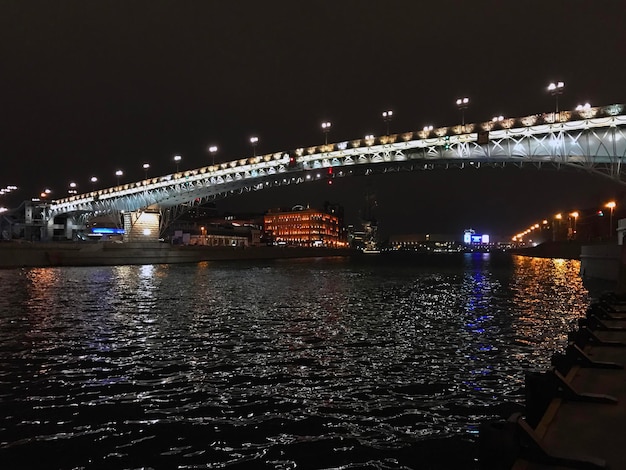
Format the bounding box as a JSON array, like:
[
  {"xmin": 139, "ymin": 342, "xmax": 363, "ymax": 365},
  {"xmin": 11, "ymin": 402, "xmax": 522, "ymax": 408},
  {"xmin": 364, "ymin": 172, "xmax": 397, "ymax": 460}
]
[{"xmin": 327, "ymin": 167, "xmax": 333, "ymax": 174}]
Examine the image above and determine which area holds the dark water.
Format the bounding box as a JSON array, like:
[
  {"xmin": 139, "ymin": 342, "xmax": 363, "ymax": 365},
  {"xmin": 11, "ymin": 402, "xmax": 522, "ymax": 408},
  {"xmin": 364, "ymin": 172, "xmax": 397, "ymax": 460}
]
[{"xmin": 0, "ymin": 253, "xmax": 604, "ymax": 469}]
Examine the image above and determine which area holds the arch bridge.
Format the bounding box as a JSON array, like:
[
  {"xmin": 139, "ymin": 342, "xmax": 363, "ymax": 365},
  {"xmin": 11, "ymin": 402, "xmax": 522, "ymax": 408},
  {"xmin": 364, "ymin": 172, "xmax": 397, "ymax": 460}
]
[{"xmin": 43, "ymin": 104, "xmax": 626, "ymax": 239}]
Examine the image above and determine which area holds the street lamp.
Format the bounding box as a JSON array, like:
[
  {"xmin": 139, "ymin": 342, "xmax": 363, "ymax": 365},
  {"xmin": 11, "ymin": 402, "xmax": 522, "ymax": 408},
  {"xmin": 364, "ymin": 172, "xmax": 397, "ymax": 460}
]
[
  {"xmin": 321, "ymin": 121, "xmax": 331, "ymax": 145},
  {"xmin": 547, "ymin": 81, "xmax": 565, "ymax": 117},
  {"xmin": 250, "ymin": 136, "xmax": 258, "ymax": 157},
  {"xmin": 68, "ymin": 181, "xmax": 77, "ymax": 195},
  {"xmin": 423, "ymin": 125, "xmax": 433, "ymax": 132},
  {"xmin": 115, "ymin": 170, "xmax": 123, "ymax": 186},
  {"xmin": 456, "ymin": 97, "xmax": 469, "ymax": 129},
  {"xmin": 174, "ymin": 154, "xmax": 182, "ymax": 172},
  {"xmin": 553, "ymin": 213, "xmax": 562, "ymax": 242},
  {"xmin": 606, "ymin": 201, "xmax": 616, "ymax": 238},
  {"xmin": 569, "ymin": 211, "xmax": 579, "ymax": 239},
  {"xmin": 382, "ymin": 110, "xmax": 393, "ymax": 135},
  {"xmin": 143, "ymin": 163, "xmax": 150, "ymax": 179},
  {"xmin": 208, "ymin": 145, "xmax": 218, "ymax": 166}
]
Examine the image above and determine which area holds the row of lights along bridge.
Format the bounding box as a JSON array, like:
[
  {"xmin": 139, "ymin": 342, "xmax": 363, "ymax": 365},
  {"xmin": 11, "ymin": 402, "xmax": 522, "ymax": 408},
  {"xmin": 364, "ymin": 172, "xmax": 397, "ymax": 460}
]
[
  {"xmin": 36, "ymin": 81, "xmax": 584, "ymax": 199},
  {"xmin": 514, "ymin": 201, "xmax": 618, "ymax": 244}
]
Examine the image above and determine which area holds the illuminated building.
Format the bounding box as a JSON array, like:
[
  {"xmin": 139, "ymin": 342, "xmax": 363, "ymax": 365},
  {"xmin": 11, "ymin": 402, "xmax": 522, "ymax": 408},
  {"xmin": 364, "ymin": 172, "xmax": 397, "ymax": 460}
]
[
  {"xmin": 263, "ymin": 206, "xmax": 343, "ymax": 247},
  {"xmin": 463, "ymin": 229, "xmax": 490, "ymax": 245}
]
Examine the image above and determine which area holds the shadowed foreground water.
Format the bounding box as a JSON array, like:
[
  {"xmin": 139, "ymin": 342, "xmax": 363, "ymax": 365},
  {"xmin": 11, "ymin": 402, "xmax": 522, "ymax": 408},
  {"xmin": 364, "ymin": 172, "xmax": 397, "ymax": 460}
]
[{"xmin": 0, "ymin": 253, "xmax": 598, "ymax": 469}]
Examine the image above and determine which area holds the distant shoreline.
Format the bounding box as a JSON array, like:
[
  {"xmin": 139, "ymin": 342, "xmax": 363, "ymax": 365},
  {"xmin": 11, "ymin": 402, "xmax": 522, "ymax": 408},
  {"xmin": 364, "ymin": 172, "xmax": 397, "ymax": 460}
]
[{"xmin": 0, "ymin": 241, "xmax": 356, "ymax": 269}]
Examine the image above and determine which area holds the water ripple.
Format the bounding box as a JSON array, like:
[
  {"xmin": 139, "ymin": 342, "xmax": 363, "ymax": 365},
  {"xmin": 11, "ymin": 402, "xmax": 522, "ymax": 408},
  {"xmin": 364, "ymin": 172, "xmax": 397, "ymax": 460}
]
[{"xmin": 0, "ymin": 254, "xmax": 596, "ymax": 468}]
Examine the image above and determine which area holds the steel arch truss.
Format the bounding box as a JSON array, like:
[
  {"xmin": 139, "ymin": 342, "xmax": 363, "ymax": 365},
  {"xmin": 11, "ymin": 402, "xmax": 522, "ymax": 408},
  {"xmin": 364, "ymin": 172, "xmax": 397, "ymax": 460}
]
[{"xmin": 49, "ymin": 110, "xmax": 626, "ymax": 224}]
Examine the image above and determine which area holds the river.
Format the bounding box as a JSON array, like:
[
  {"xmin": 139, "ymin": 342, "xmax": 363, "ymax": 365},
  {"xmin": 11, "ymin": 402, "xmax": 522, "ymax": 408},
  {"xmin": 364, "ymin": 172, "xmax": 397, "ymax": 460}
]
[{"xmin": 0, "ymin": 253, "xmax": 607, "ymax": 469}]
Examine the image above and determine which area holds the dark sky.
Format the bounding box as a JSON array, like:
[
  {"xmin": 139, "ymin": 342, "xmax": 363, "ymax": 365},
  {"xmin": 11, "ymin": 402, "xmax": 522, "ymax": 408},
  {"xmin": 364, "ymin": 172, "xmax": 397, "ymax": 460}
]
[{"xmin": 1, "ymin": 1, "xmax": 625, "ymax": 237}]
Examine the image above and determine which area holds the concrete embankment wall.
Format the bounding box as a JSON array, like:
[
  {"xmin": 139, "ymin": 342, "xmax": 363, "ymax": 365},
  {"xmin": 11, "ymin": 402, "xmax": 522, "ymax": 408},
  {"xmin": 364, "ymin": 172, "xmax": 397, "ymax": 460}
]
[
  {"xmin": 580, "ymin": 244, "xmax": 621, "ymax": 281},
  {"xmin": 0, "ymin": 242, "xmax": 356, "ymax": 268},
  {"xmin": 511, "ymin": 241, "xmax": 582, "ymax": 260},
  {"xmin": 0, "ymin": 242, "xmax": 61, "ymax": 268}
]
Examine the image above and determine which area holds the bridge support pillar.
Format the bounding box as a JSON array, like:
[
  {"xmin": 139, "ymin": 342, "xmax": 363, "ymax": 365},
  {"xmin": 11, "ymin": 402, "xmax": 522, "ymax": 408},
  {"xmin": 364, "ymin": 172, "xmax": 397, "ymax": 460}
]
[
  {"xmin": 64, "ymin": 216, "xmax": 84, "ymax": 240},
  {"xmin": 123, "ymin": 209, "xmax": 160, "ymax": 243}
]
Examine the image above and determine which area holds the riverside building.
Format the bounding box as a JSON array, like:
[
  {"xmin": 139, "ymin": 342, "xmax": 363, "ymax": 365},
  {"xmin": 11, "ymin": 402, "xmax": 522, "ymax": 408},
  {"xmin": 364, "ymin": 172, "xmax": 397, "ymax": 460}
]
[{"xmin": 263, "ymin": 206, "xmax": 344, "ymax": 247}]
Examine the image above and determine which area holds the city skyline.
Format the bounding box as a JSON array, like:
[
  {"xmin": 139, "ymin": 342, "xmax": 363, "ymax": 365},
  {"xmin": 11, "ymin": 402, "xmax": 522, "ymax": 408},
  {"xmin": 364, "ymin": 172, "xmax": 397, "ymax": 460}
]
[{"xmin": 1, "ymin": 1, "xmax": 625, "ymax": 236}]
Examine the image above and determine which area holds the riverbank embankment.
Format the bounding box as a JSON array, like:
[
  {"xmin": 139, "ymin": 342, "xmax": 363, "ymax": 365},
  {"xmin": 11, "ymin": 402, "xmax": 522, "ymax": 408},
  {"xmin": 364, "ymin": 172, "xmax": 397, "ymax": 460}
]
[
  {"xmin": 0, "ymin": 241, "xmax": 356, "ymax": 268},
  {"xmin": 480, "ymin": 293, "xmax": 626, "ymax": 469}
]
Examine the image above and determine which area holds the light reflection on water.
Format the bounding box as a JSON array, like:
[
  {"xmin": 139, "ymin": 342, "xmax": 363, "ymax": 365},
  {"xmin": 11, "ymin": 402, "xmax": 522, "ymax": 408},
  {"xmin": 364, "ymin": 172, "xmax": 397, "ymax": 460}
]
[{"xmin": 0, "ymin": 254, "xmax": 595, "ymax": 469}]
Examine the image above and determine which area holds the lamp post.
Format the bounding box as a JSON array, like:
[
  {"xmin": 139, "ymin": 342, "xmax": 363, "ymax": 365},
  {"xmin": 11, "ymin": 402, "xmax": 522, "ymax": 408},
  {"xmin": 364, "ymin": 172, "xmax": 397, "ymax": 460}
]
[
  {"xmin": 174, "ymin": 155, "xmax": 182, "ymax": 172},
  {"xmin": 208, "ymin": 145, "xmax": 218, "ymax": 166},
  {"xmin": 115, "ymin": 170, "xmax": 123, "ymax": 186},
  {"xmin": 90, "ymin": 176, "xmax": 98, "ymax": 190},
  {"xmin": 569, "ymin": 211, "xmax": 579, "ymax": 240},
  {"xmin": 547, "ymin": 81, "xmax": 564, "ymax": 119},
  {"xmin": 321, "ymin": 121, "xmax": 331, "ymax": 145},
  {"xmin": 143, "ymin": 163, "xmax": 150, "ymax": 179},
  {"xmin": 606, "ymin": 201, "xmax": 616, "ymax": 239},
  {"xmin": 456, "ymin": 97, "xmax": 469, "ymax": 129},
  {"xmin": 250, "ymin": 136, "xmax": 258, "ymax": 157},
  {"xmin": 68, "ymin": 182, "xmax": 77, "ymax": 195},
  {"xmin": 553, "ymin": 213, "xmax": 562, "ymax": 242},
  {"xmin": 382, "ymin": 110, "xmax": 393, "ymax": 135}
]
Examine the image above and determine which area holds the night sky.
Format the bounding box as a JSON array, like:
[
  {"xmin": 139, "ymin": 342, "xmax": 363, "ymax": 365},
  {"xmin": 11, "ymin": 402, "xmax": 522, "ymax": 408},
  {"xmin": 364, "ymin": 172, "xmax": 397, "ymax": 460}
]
[{"xmin": 1, "ymin": 1, "xmax": 625, "ymax": 238}]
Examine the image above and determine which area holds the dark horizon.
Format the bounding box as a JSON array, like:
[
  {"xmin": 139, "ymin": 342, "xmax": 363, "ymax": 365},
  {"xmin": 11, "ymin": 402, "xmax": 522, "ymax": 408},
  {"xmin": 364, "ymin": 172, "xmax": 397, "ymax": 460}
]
[{"xmin": 1, "ymin": 1, "xmax": 625, "ymax": 237}]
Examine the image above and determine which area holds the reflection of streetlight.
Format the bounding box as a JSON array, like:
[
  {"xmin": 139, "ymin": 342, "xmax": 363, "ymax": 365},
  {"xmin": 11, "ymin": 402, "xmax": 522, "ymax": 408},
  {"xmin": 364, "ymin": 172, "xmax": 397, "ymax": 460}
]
[
  {"xmin": 606, "ymin": 201, "xmax": 616, "ymax": 238},
  {"xmin": 143, "ymin": 163, "xmax": 150, "ymax": 179},
  {"xmin": 321, "ymin": 121, "xmax": 331, "ymax": 145},
  {"xmin": 174, "ymin": 154, "xmax": 182, "ymax": 172},
  {"xmin": 115, "ymin": 170, "xmax": 123, "ymax": 186},
  {"xmin": 456, "ymin": 97, "xmax": 469, "ymax": 129},
  {"xmin": 208, "ymin": 145, "xmax": 218, "ymax": 165},
  {"xmin": 547, "ymin": 81, "xmax": 565, "ymax": 117},
  {"xmin": 382, "ymin": 110, "xmax": 393, "ymax": 135},
  {"xmin": 570, "ymin": 211, "xmax": 579, "ymax": 239},
  {"xmin": 250, "ymin": 136, "xmax": 258, "ymax": 157}
]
